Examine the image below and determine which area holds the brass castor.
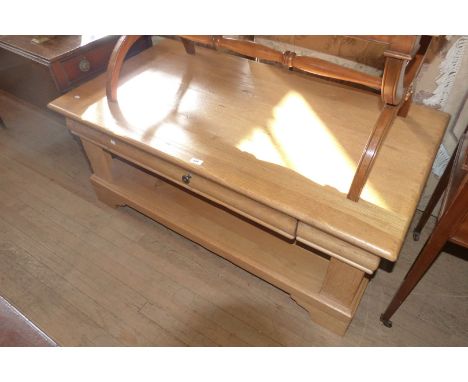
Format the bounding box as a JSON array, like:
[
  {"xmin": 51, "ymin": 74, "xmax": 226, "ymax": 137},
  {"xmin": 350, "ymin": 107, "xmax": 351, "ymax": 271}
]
[{"xmin": 380, "ymin": 314, "xmax": 393, "ymax": 328}]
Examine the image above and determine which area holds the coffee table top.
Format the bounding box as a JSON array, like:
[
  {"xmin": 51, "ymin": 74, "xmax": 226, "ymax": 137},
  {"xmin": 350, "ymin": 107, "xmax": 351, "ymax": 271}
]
[{"xmin": 49, "ymin": 38, "xmax": 449, "ymax": 261}]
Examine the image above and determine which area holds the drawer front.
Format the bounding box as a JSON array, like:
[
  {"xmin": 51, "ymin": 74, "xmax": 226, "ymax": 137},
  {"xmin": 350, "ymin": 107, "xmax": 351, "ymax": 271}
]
[
  {"xmin": 51, "ymin": 36, "xmax": 151, "ymax": 92},
  {"xmin": 52, "ymin": 40, "xmax": 117, "ymax": 91},
  {"xmin": 296, "ymin": 222, "xmax": 380, "ymax": 274},
  {"xmin": 69, "ymin": 120, "xmax": 297, "ymax": 239}
]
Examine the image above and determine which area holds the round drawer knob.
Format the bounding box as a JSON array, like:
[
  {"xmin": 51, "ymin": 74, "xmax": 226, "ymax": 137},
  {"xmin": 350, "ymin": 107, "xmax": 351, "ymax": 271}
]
[
  {"xmin": 182, "ymin": 173, "xmax": 192, "ymax": 184},
  {"xmin": 78, "ymin": 57, "xmax": 91, "ymax": 72}
]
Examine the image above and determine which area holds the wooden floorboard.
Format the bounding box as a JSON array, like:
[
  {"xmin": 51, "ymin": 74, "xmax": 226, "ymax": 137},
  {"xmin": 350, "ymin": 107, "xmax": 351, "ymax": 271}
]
[{"xmin": 0, "ymin": 90, "xmax": 467, "ymax": 346}]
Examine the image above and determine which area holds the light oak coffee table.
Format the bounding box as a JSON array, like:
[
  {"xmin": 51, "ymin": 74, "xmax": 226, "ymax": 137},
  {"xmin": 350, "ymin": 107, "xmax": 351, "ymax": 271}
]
[{"xmin": 49, "ymin": 38, "xmax": 448, "ymax": 335}]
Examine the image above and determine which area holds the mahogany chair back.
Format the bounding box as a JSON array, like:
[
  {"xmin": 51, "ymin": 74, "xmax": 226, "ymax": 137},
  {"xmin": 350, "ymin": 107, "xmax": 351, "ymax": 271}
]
[{"xmin": 179, "ymin": 35, "xmax": 430, "ymax": 106}]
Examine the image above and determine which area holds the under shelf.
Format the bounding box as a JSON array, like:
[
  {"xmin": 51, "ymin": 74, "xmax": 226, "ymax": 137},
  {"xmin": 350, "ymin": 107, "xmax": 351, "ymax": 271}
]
[{"xmin": 92, "ymin": 156, "xmax": 330, "ymax": 301}]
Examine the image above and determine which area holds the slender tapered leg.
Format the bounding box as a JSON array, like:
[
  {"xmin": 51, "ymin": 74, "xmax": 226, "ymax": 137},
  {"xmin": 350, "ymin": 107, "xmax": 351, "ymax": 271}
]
[
  {"xmin": 413, "ymin": 146, "xmax": 457, "ymax": 240},
  {"xmin": 381, "ymin": 180, "xmax": 468, "ymax": 327}
]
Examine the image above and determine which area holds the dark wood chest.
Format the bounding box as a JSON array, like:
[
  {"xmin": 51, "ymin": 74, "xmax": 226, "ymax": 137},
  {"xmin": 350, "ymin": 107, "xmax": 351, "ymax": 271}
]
[{"xmin": 0, "ymin": 35, "xmax": 151, "ymax": 109}]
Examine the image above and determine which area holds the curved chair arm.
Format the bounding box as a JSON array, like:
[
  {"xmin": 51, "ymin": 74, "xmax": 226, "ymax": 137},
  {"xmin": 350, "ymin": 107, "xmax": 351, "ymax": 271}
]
[{"xmin": 106, "ymin": 35, "xmax": 142, "ymax": 102}]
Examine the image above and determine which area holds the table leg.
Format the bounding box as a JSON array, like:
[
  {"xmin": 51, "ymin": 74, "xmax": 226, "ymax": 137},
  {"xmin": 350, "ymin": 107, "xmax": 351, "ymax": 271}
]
[
  {"xmin": 413, "ymin": 147, "xmax": 457, "ymax": 241},
  {"xmin": 292, "ymin": 257, "xmax": 367, "ymax": 335},
  {"xmin": 81, "ymin": 138, "xmax": 125, "ymax": 208},
  {"xmin": 320, "ymin": 257, "xmax": 366, "ymax": 307},
  {"xmin": 381, "ymin": 180, "xmax": 468, "ymax": 327}
]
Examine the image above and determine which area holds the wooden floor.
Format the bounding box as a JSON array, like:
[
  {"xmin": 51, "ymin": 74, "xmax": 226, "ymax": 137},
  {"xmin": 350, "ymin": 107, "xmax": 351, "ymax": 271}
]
[{"xmin": 0, "ymin": 90, "xmax": 467, "ymax": 346}]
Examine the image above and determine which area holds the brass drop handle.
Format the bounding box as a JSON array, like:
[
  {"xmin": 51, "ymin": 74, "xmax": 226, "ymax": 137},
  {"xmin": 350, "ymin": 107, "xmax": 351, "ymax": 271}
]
[
  {"xmin": 78, "ymin": 57, "xmax": 91, "ymax": 72},
  {"xmin": 182, "ymin": 173, "xmax": 192, "ymax": 184}
]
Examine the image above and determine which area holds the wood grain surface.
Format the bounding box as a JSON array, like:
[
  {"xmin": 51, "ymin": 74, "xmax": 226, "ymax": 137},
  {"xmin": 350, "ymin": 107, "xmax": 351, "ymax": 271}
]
[
  {"xmin": 2, "ymin": 90, "xmax": 467, "ymax": 345},
  {"xmin": 49, "ymin": 38, "xmax": 448, "ymax": 262}
]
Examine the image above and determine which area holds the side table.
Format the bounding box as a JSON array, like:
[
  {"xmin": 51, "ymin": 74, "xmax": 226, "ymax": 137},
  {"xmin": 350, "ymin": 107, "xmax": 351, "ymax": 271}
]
[
  {"xmin": 0, "ymin": 35, "xmax": 151, "ymax": 109},
  {"xmin": 380, "ymin": 129, "xmax": 468, "ymax": 327}
]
